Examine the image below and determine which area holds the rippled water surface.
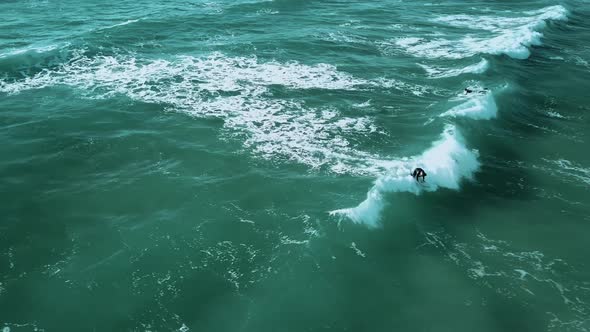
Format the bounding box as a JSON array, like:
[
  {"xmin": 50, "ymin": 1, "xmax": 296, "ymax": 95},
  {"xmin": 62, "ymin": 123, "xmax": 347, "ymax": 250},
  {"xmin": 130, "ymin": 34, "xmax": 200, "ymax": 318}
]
[{"xmin": 1, "ymin": 0, "xmax": 590, "ymax": 331}]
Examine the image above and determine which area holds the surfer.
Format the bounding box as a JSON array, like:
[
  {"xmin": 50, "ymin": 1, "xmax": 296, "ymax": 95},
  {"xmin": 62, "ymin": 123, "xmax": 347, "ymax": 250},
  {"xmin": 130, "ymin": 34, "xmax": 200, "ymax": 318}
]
[
  {"xmin": 411, "ymin": 168, "xmax": 427, "ymax": 182},
  {"xmin": 464, "ymin": 87, "xmax": 489, "ymax": 95}
]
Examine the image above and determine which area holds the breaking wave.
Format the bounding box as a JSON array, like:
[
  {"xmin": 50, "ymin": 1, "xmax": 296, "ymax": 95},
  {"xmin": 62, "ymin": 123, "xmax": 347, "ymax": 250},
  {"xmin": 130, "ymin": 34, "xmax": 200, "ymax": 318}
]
[
  {"xmin": 393, "ymin": 5, "xmax": 567, "ymax": 60},
  {"xmin": 441, "ymin": 92, "xmax": 498, "ymax": 120},
  {"xmin": 330, "ymin": 125, "xmax": 480, "ymax": 227}
]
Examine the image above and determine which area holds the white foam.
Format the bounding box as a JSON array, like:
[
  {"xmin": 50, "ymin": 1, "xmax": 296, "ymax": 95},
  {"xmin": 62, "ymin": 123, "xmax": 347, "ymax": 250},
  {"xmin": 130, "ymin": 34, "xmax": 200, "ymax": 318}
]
[
  {"xmin": 331, "ymin": 125, "xmax": 480, "ymax": 227},
  {"xmin": 353, "ymin": 100, "xmax": 371, "ymax": 108},
  {"xmin": 441, "ymin": 92, "xmax": 498, "ymax": 120},
  {"xmin": 391, "ymin": 37, "xmax": 462, "ymax": 59},
  {"xmin": 524, "ymin": 5, "xmax": 569, "ymax": 20},
  {"xmin": 424, "ymin": 230, "xmax": 590, "ymax": 331},
  {"xmin": 323, "ymin": 32, "xmax": 369, "ymax": 45},
  {"xmin": 543, "ymin": 159, "xmax": 590, "ymax": 186},
  {"xmin": 1, "ymin": 52, "xmax": 400, "ymax": 174},
  {"xmin": 99, "ymin": 19, "xmax": 141, "ymax": 30},
  {"xmin": 466, "ymin": 28, "xmax": 541, "ymax": 60},
  {"xmin": 0, "ymin": 43, "xmax": 66, "ymax": 59},
  {"xmin": 547, "ymin": 111, "xmax": 566, "ymax": 119},
  {"xmin": 350, "ymin": 242, "xmax": 366, "ymax": 257},
  {"xmin": 394, "ymin": 5, "xmax": 568, "ymax": 60},
  {"xmin": 256, "ymin": 8, "xmax": 279, "ymax": 15},
  {"xmin": 420, "ymin": 58, "xmax": 489, "ymax": 78},
  {"xmin": 434, "ymin": 5, "xmax": 567, "ymax": 32}
]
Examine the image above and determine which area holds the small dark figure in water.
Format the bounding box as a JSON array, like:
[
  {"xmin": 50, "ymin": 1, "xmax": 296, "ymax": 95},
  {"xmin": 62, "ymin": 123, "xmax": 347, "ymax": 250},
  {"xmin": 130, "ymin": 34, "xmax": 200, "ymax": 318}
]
[
  {"xmin": 411, "ymin": 168, "xmax": 427, "ymax": 182},
  {"xmin": 465, "ymin": 87, "xmax": 489, "ymax": 95}
]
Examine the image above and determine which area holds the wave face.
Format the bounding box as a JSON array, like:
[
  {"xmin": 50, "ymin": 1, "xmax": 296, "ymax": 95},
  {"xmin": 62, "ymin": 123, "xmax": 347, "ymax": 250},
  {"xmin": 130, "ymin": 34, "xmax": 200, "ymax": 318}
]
[
  {"xmin": 394, "ymin": 5, "xmax": 568, "ymax": 60},
  {"xmin": 441, "ymin": 92, "xmax": 498, "ymax": 120},
  {"xmin": 331, "ymin": 125, "xmax": 480, "ymax": 227}
]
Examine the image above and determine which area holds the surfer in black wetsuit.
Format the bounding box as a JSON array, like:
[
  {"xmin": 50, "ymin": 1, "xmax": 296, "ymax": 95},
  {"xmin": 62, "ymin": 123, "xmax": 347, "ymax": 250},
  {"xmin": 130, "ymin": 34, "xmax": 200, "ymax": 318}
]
[
  {"xmin": 465, "ymin": 87, "xmax": 489, "ymax": 95},
  {"xmin": 411, "ymin": 168, "xmax": 427, "ymax": 182}
]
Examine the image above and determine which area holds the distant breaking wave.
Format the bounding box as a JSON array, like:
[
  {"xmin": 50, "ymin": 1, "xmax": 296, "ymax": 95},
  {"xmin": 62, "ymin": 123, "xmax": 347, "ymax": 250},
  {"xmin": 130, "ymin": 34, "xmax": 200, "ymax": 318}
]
[{"xmin": 392, "ymin": 5, "xmax": 567, "ymax": 60}]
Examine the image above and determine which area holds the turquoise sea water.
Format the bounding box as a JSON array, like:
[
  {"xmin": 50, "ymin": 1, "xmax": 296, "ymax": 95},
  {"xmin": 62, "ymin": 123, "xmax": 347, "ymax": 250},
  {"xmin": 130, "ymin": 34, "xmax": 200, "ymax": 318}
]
[{"xmin": 2, "ymin": 0, "xmax": 590, "ymax": 331}]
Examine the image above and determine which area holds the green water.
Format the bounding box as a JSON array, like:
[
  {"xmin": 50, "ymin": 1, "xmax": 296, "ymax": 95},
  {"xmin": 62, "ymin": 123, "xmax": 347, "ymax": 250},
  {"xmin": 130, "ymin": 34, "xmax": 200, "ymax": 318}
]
[{"xmin": 1, "ymin": 0, "xmax": 590, "ymax": 331}]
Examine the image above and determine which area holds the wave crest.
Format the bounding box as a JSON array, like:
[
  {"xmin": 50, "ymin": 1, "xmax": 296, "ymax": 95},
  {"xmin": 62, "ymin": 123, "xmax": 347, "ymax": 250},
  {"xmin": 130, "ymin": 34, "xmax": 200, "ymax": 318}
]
[
  {"xmin": 441, "ymin": 92, "xmax": 498, "ymax": 120},
  {"xmin": 393, "ymin": 5, "xmax": 568, "ymax": 60},
  {"xmin": 331, "ymin": 125, "xmax": 480, "ymax": 227},
  {"xmin": 420, "ymin": 58, "xmax": 489, "ymax": 78}
]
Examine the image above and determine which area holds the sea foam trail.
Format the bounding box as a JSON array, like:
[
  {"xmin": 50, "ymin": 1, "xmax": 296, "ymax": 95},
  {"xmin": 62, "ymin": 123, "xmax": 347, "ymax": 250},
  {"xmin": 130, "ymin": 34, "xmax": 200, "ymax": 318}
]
[
  {"xmin": 330, "ymin": 125, "xmax": 480, "ymax": 227},
  {"xmin": 0, "ymin": 43, "xmax": 67, "ymax": 59},
  {"xmin": 0, "ymin": 52, "xmax": 421, "ymax": 174},
  {"xmin": 420, "ymin": 58, "xmax": 489, "ymax": 78},
  {"xmin": 441, "ymin": 92, "xmax": 498, "ymax": 120},
  {"xmin": 393, "ymin": 5, "xmax": 568, "ymax": 60}
]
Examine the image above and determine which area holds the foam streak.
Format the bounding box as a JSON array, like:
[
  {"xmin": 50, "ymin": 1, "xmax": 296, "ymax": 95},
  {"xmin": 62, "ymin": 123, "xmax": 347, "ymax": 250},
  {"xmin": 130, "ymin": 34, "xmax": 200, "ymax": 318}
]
[{"xmin": 441, "ymin": 92, "xmax": 498, "ymax": 120}]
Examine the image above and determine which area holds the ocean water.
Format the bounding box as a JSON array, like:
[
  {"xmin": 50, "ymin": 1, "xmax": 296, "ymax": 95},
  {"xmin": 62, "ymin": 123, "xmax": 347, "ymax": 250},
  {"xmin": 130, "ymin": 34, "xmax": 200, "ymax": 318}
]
[{"xmin": 1, "ymin": 0, "xmax": 590, "ymax": 331}]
